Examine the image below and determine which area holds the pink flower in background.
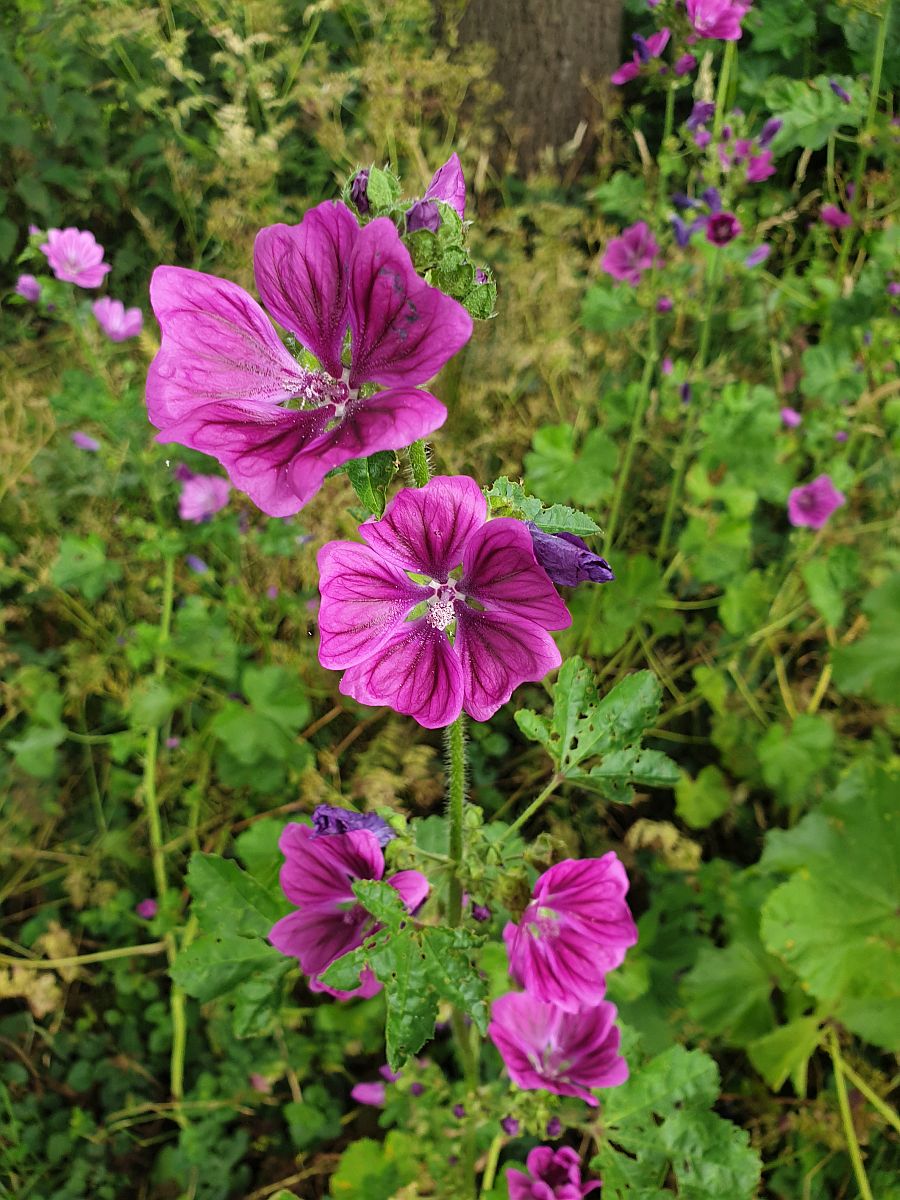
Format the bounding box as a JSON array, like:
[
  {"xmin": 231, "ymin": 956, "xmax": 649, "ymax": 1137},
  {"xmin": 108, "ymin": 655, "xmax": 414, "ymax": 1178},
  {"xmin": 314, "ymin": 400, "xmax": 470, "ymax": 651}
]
[
  {"xmin": 601, "ymin": 222, "xmax": 662, "ymax": 285},
  {"xmin": 317, "ymin": 476, "xmax": 571, "ymax": 729},
  {"xmin": 685, "ymin": 0, "xmax": 752, "ymax": 40},
  {"xmin": 504, "ymin": 855, "xmax": 637, "ymax": 1011},
  {"xmin": 351, "ymin": 1081, "xmax": 386, "ymax": 1106},
  {"xmin": 507, "ymin": 1146, "xmax": 601, "ymax": 1199},
  {"xmin": 788, "ymin": 475, "xmax": 846, "ymax": 529},
  {"xmin": 93, "ymin": 297, "xmax": 143, "ymax": 341},
  {"xmin": 489, "ymin": 993, "xmax": 627, "ymax": 1105},
  {"xmin": 674, "ymin": 53, "xmax": 697, "ymax": 76},
  {"xmin": 178, "ymin": 473, "xmax": 231, "ymax": 523},
  {"xmin": 147, "ymin": 202, "xmax": 472, "ymax": 517},
  {"xmin": 745, "ymin": 149, "xmax": 775, "ymax": 182},
  {"xmin": 611, "ymin": 28, "xmax": 670, "ymax": 84},
  {"xmin": 40, "ymin": 228, "xmax": 111, "ymax": 288},
  {"xmin": 71, "ymin": 431, "xmax": 100, "ymax": 451},
  {"xmin": 780, "ymin": 407, "xmax": 802, "ymax": 428},
  {"xmin": 15, "ymin": 274, "xmax": 41, "ymax": 301},
  {"xmin": 269, "ymin": 823, "xmax": 429, "ymax": 997},
  {"xmin": 249, "ymin": 1073, "xmax": 272, "ymax": 1094},
  {"xmin": 745, "ymin": 244, "xmax": 771, "ymax": 267},
  {"xmin": 706, "ymin": 212, "xmax": 742, "ymax": 245},
  {"xmin": 820, "ymin": 204, "xmax": 852, "ymax": 229},
  {"xmin": 136, "ymin": 898, "xmax": 158, "ymax": 919}
]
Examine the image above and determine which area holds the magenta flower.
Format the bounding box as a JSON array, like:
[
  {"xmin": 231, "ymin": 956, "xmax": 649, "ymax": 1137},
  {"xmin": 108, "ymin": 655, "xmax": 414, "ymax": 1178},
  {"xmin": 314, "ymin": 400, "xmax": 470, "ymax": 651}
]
[
  {"xmin": 40, "ymin": 228, "xmax": 111, "ymax": 288},
  {"xmin": 746, "ymin": 149, "xmax": 775, "ymax": 182},
  {"xmin": 489, "ymin": 993, "xmax": 627, "ymax": 1105},
  {"xmin": 15, "ymin": 274, "xmax": 41, "ymax": 302},
  {"xmin": 503, "ymin": 855, "xmax": 637, "ymax": 1011},
  {"xmin": 780, "ymin": 407, "xmax": 802, "ymax": 428},
  {"xmin": 93, "ymin": 297, "xmax": 143, "ymax": 341},
  {"xmin": 821, "ymin": 204, "xmax": 852, "ymax": 229},
  {"xmin": 745, "ymin": 244, "xmax": 771, "ymax": 267},
  {"xmin": 600, "ymin": 221, "xmax": 662, "ymax": 285},
  {"xmin": 685, "ymin": 0, "xmax": 751, "ymax": 40},
  {"xmin": 351, "ymin": 1081, "xmax": 386, "ymax": 1106},
  {"xmin": 71, "ymin": 431, "xmax": 100, "ymax": 451},
  {"xmin": 674, "ymin": 53, "xmax": 697, "ymax": 76},
  {"xmin": 136, "ymin": 898, "xmax": 158, "ymax": 919},
  {"xmin": 178, "ymin": 473, "xmax": 231, "ymax": 523},
  {"xmin": 422, "ymin": 152, "xmax": 467, "ymax": 220},
  {"xmin": 706, "ymin": 211, "xmax": 741, "ymax": 245},
  {"xmin": 269, "ymin": 823, "xmax": 429, "ymax": 997},
  {"xmin": 317, "ymin": 476, "xmax": 571, "ymax": 729},
  {"xmin": 508, "ymin": 1146, "xmax": 601, "ymax": 1199},
  {"xmin": 146, "ymin": 201, "xmax": 472, "ymax": 517},
  {"xmin": 787, "ymin": 475, "xmax": 846, "ymax": 529},
  {"xmin": 611, "ymin": 28, "xmax": 670, "ymax": 84}
]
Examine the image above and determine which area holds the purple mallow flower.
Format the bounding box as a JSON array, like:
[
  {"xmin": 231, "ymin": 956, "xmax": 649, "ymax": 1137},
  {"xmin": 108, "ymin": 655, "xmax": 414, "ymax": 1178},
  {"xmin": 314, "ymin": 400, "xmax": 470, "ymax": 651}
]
[
  {"xmin": 350, "ymin": 169, "xmax": 370, "ymax": 215},
  {"xmin": 656, "ymin": 295, "xmax": 673, "ymax": 312},
  {"xmin": 93, "ymin": 297, "xmax": 143, "ymax": 341},
  {"xmin": 821, "ymin": 204, "xmax": 852, "ymax": 229},
  {"xmin": 136, "ymin": 898, "xmax": 158, "ymax": 919},
  {"xmin": 788, "ymin": 475, "xmax": 846, "ymax": 529},
  {"xmin": 406, "ymin": 199, "xmax": 442, "ymax": 234},
  {"xmin": 146, "ymin": 201, "xmax": 472, "ymax": 518},
  {"xmin": 15, "ymin": 274, "xmax": 41, "ymax": 302},
  {"xmin": 507, "ymin": 1146, "xmax": 601, "ymax": 1200},
  {"xmin": 422, "ymin": 152, "xmax": 466, "ymax": 220},
  {"xmin": 601, "ymin": 221, "xmax": 662, "ymax": 285},
  {"xmin": 830, "ymin": 80, "xmax": 851, "ymax": 104},
  {"xmin": 701, "ymin": 186, "xmax": 722, "ymax": 212},
  {"xmin": 311, "ymin": 803, "xmax": 396, "ymax": 848},
  {"xmin": 178, "ymin": 473, "xmax": 230, "ymax": 523},
  {"xmin": 269, "ymin": 823, "xmax": 429, "ymax": 998},
  {"xmin": 745, "ymin": 244, "xmax": 771, "ymax": 267},
  {"xmin": 504, "ymin": 855, "xmax": 637, "ymax": 1011},
  {"xmin": 489, "ymin": 993, "xmax": 627, "ymax": 1105},
  {"xmin": 611, "ymin": 28, "xmax": 670, "ymax": 84},
  {"xmin": 834, "ymin": 430, "xmax": 848, "ymax": 443},
  {"xmin": 526, "ymin": 525, "xmax": 615, "ymax": 589},
  {"xmin": 351, "ymin": 1081, "xmax": 386, "ymax": 1107},
  {"xmin": 317, "ymin": 476, "xmax": 571, "ymax": 729},
  {"xmin": 674, "ymin": 53, "xmax": 697, "ymax": 76},
  {"xmin": 472, "ymin": 903, "xmax": 492, "ymax": 922},
  {"xmin": 40, "ymin": 228, "xmax": 110, "ymax": 288},
  {"xmin": 706, "ymin": 212, "xmax": 741, "ymax": 245},
  {"xmin": 71, "ymin": 431, "xmax": 100, "ymax": 451},
  {"xmin": 780, "ymin": 407, "xmax": 802, "ymax": 428},
  {"xmin": 685, "ymin": 0, "xmax": 752, "ymax": 41}
]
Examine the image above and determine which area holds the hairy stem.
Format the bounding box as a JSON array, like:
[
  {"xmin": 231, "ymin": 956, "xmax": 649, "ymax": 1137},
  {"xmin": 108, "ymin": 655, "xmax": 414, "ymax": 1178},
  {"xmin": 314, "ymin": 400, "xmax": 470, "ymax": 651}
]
[
  {"xmin": 446, "ymin": 715, "xmax": 467, "ymax": 927},
  {"xmin": 480, "ymin": 1133, "xmax": 504, "ymax": 1195}
]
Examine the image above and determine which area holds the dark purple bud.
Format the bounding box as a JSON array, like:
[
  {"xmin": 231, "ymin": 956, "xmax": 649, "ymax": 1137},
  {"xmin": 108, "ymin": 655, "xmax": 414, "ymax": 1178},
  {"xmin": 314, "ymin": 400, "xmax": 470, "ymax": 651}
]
[
  {"xmin": 672, "ymin": 192, "xmax": 695, "ymax": 210},
  {"xmin": 410, "ymin": 1082, "xmax": 425, "ymax": 1096},
  {"xmin": 136, "ymin": 898, "xmax": 158, "ymax": 919},
  {"xmin": 546, "ymin": 1117, "xmax": 562, "ymax": 1138},
  {"xmin": 686, "ymin": 100, "xmax": 715, "ymax": 132},
  {"xmin": 452, "ymin": 1104, "xmax": 466, "ymax": 1119},
  {"xmin": 701, "ymin": 186, "xmax": 722, "ymax": 212},
  {"xmin": 758, "ymin": 118, "xmax": 782, "ymax": 148},
  {"xmin": 679, "ymin": 382, "xmax": 692, "ymax": 404},
  {"xmin": 350, "ymin": 169, "xmax": 370, "ymax": 215},
  {"xmin": 830, "ymin": 80, "xmax": 851, "ymax": 104},
  {"xmin": 173, "ymin": 463, "xmax": 194, "ymax": 482},
  {"xmin": 527, "ymin": 524, "xmax": 615, "ymax": 588},
  {"xmin": 720, "ymin": 125, "xmax": 732, "ymax": 141},
  {"xmin": 406, "ymin": 198, "xmax": 441, "ymax": 234},
  {"xmin": 475, "ymin": 268, "xmax": 488, "ymax": 283},
  {"xmin": 834, "ymin": 430, "xmax": 849, "ymax": 443},
  {"xmin": 310, "ymin": 804, "xmax": 396, "ymax": 847},
  {"xmin": 501, "ymin": 1117, "xmax": 520, "ymax": 1136},
  {"xmin": 863, "ymin": 330, "xmax": 873, "ymax": 345},
  {"xmin": 472, "ymin": 903, "xmax": 491, "ymax": 922},
  {"xmin": 632, "ymin": 32, "xmax": 652, "ymax": 62},
  {"xmin": 706, "ymin": 211, "xmax": 742, "ymax": 246}
]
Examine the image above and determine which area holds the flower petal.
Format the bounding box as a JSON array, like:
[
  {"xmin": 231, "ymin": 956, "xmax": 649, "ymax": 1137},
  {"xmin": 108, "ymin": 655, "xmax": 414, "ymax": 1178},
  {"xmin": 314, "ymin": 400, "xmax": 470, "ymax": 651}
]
[
  {"xmin": 347, "ymin": 218, "xmax": 473, "ymax": 388},
  {"xmin": 289, "ymin": 387, "xmax": 447, "ymax": 507},
  {"xmin": 423, "ymin": 152, "xmax": 466, "ymax": 219},
  {"xmin": 146, "ymin": 266, "xmax": 309, "ymax": 428},
  {"xmin": 254, "ymin": 201, "xmax": 360, "ymax": 379},
  {"xmin": 269, "ymin": 907, "xmax": 368, "ymax": 978},
  {"xmin": 388, "ymin": 869, "xmax": 430, "ymax": 914},
  {"xmin": 359, "ymin": 475, "xmax": 487, "ymax": 578},
  {"xmin": 277, "ymin": 823, "xmax": 385, "ymax": 908},
  {"xmin": 339, "ymin": 620, "xmax": 464, "ymax": 729},
  {"xmin": 455, "ymin": 607, "xmax": 562, "ymax": 723},
  {"xmin": 462, "ymin": 518, "xmax": 572, "ymax": 629},
  {"xmin": 157, "ymin": 399, "xmax": 328, "ymax": 518},
  {"xmin": 317, "ymin": 541, "xmax": 428, "ymax": 670}
]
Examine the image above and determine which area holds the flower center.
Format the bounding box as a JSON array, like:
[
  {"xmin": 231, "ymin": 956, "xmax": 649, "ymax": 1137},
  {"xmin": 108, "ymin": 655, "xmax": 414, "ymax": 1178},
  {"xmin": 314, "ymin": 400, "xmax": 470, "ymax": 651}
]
[
  {"xmin": 526, "ymin": 905, "xmax": 561, "ymax": 941},
  {"xmin": 425, "ymin": 580, "xmax": 462, "ymax": 631}
]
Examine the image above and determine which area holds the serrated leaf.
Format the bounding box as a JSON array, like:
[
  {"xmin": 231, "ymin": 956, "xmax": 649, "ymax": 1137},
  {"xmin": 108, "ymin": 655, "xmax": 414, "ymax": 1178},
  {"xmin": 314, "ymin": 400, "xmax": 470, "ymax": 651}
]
[
  {"xmin": 170, "ymin": 932, "xmax": 288, "ymax": 1002},
  {"xmin": 485, "ymin": 476, "xmax": 601, "ymax": 535},
  {"xmin": 51, "ymin": 534, "xmax": 122, "ymax": 602},
  {"xmin": 371, "ymin": 935, "xmax": 438, "ymax": 1071},
  {"xmin": 746, "ymin": 1017, "xmax": 823, "ymax": 1093},
  {"xmin": 682, "ymin": 942, "xmax": 777, "ymax": 1045},
  {"xmin": 421, "ymin": 927, "xmax": 488, "ymax": 1033},
  {"xmin": 676, "ymin": 765, "xmax": 732, "ymax": 829},
  {"xmin": 186, "ymin": 853, "xmax": 287, "ymax": 937}
]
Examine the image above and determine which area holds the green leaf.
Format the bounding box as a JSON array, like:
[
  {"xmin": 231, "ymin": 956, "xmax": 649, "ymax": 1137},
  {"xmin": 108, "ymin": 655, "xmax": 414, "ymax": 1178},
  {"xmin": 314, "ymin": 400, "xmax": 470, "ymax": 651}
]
[
  {"xmin": 524, "ymin": 423, "xmax": 618, "ymax": 508},
  {"xmin": 581, "ymin": 285, "xmax": 641, "ymax": 333},
  {"xmin": 345, "ymin": 451, "xmax": 397, "ymax": 517},
  {"xmin": 168, "ymin": 596, "xmax": 240, "ymax": 682},
  {"xmin": 128, "ymin": 680, "xmax": 178, "ymax": 728},
  {"xmin": 757, "ymin": 715, "xmax": 835, "ymax": 807},
  {"xmin": 241, "ymin": 665, "xmax": 311, "ymax": 734},
  {"xmin": 329, "ymin": 1132, "xmax": 418, "ymax": 1198},
  {"xmin": 720, "ymin": 570, "xmax": 773, "ymax": 636},
  {"xmin": 8, "ymin": 724, "xmax": 65, "ymax": 778},
  {"xmin": 765, "ymin": 74, "xmax": 865, "ymax": 151},
  {"xmin": 284, "ymin": 1084, "xmax": 342, "ymax": 1150},
  {"xmin": 801, "ymin": 557, "xmax": 845, "ymax": 627},
  {"xmin": 832, "ymin": 574, "xmax": 900, "ymax": 703},
  {"xmin": 365, "ymin": 165, "xmax": 401, "ymax": 210},
  {"xmin": 676, "ymin": 765, "xmax": 732, "ymax": 829},
  {"xmin": 800, "ymin": 342, "xmax": 866, "ymax": 406},
  {"xmin": 659, "ymin": 1108, "xmax": 762, "ymax": 1200},
  {"xmin": 170, "ymin": 932, "xmax": 288, "ymax": 1002},
  {"xmin": 746, "ymin": 1017, "xmax": 823, "ymax": 1093},
  {"xmin": 682, "ymin": 942, "xmax": 777, "ymax": 1045},
  {"xmin": 186, "ymin": 852, "xmax": 287, "ymax": 937},
  {"xmin": 51, "ymin": 535, "xmax": 122, "ymax": 602},
  {"xmin": 485, "ymin": 476, "xmax": 601, "ymax": 535}
]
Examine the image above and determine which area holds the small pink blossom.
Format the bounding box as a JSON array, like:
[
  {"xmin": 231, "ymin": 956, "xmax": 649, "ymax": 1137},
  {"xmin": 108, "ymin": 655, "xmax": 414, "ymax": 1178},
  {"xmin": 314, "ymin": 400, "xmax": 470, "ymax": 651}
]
[
  {"xmin": 611, "ymin": 29, "xmax": 670, "ymax": 85},
  {"xmin": 788, "ymin": 475, "xmax": 846, "ymax": 529},
  {"xmin": 821, "ymin": 204, "xmax": 852, "ymax": 229},
  {"xmin": 674, "ymin": 53, "xmax": 697, "ymax": 76},
  {"xmin": 780, "ymin": 407, "xmax": 802, "ymax": 428},
  {"xmin": 93, "ymin": 297, "xmax": 143, "ymax": 341},
  {"xmin": 508, "ymin": 1146, "xmax": 601, "ymax": 1199},
  {"xmin": 601, "ymin": 221, "xmax": 662, "ymax": 285},
  {"xmin": 15, "ymin": 274, "xmax": 41, "ymax": 302},
  {"xmin": 71, "ymin": 431, "xmax": 101, "ymax": 451},
  {"xmin": 40, "ymin": 228, "xmax": 111, "ymax": 288},
  {"xmin": 136, "ymin": 898, "xmax": 158, "ymax": 919},
  {"xmin": 706, "ymin": 211, "xmax": 742, "ymax": 245},
  {"xmin": 178, "ymin": 473, "xmax": 231, "ymax": 523},
  {"xmin": 746, "ymin": 149, "xmax": 775, "ymax": 182},
  {"xmin": 351, "ymin": 1081, "xmax": 386, "ymax": 1106},
  {"xmin": 249, "ymin": 1073, "xmax": 272, "ymax": 1094},
  {"xmin": 685, "ymin": 0, "xmax": 752, "ymax": 41}
]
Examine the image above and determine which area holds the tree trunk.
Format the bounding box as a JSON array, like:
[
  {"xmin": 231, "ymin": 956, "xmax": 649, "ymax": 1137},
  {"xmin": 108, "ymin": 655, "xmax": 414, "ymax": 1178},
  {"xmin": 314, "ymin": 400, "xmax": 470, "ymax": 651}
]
[{"xmin": 453, "ymin": 0, "xmax": 623, "ymax": 175}]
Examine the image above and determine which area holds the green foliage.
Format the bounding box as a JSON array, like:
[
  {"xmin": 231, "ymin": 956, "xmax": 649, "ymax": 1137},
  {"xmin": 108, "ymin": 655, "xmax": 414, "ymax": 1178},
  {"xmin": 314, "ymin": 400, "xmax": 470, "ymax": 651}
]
[
  {"xmin": 524, "ymin": 423, "xmax": 619, "ymax": 508},
  {"xmin": 329, "ymin": 1132, "xmax": 420, "ymax": 1198},
  {"xmin": 485, "ymin": 476, "xmax": 602, "ymax": 535},
  {"xmin": 51, "ymin": 535, "xmax": 122, "ymax": 601},
  {"xmin": 765, "ymin": 74, "xmax": 865, "ymax": 150},
  {"xmin": 832, "ymin": 574, "xmax": 900, "ymax": 702},
  {"xmin": 345, "ymin": 451, "xmax": 398, "ymax": 517},
  {"xmin": 675, "ymin": 765, "xmax": 732, "ymax": 829}
]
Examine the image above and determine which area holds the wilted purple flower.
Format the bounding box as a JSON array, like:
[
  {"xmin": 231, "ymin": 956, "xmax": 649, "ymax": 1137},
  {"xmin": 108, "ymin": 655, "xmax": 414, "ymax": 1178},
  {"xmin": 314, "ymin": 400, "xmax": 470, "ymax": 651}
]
[
  {"xmin": 686, "ymin": 101, "xmax": 716, "ymax": 132},
  {"xmin": 489, "ymin": 993, "xmax": 628, "ymax": 1105},
  {"xmin": 745, "ymin": 244, "xmax": 771, "ymax": 267},
  {"xmin": 694, "ymin": 128, "xmax": 712, "ymax": 148},
  {"xmin": 674, "ymin": 53, "xmax": 697, "ymax": 76},
  {"xmin": 656, "ymin": 295, "xmax": 673, "ymax": 312},
  {"xmin": 379, "ymin": 1065, "xmax": 402, "ymax": 1083},
  {"xmin": 28, "ymin": 224, "xmax": 42, "ymax": 237},
  {"xmin": 71, "ymin": 431, "xmax": 100, "ymax": 451},
  {"xmin": 351, "ymin": 1081, "xmax": 386, "ymax": 1106},
  {"xmin": 410, "ymin": 1082, "xmax": 425, "ymax": 1096},
  {"xmin": 671, "ymin": 215, "xmax": 699, "ymax": 248},
  {"xmin": 546, "ymin": 1117, "xmax": 563, "ymax": 1138},
  {"xmin": 662, "ymin": 356, "xmax": 674, "ymax": 375},
  {"xmin": 178, "ymin": 473, "xmax": 230, "ymax": 523},
  {"xmin": 830, "ymin": 80, "xmax": 851, "ymax": 104},
  {"xmin": 406, "ymin": 198, "xmax": 442, "ymax": 234},
  {"xmin": 475, "ymin": 267, "xmax": 488, "ymax": 283},
  {"xmin": 146, "ymin": 202, "xmax": 472, "ymax": 517},
  {"xmin": 611, "ymin": 28, "xmax": 670, "ymax": 84},
  {"xmin": 706, "ymin": 211, "xmax": 742, "ymax": 245},
  {"xmin": 501, "ymin": 1116, "xmax": 520, "ymax": 1136},
  {"xmin": 780, "ymin": 407, "xmax": 802, "ymax": 428},
  {"xmin": 601, "ymin": 221, "xmax": 662, "ymax": 285},
  {"xmin": 672, "ymin": 192, "xmax": 695, "ymax": 211},
  {"xmin": 15, "ymin": 274, "xmax": 41, "ymax": 302},
  {"xmin": 787, "ymin": 475, "xmax": 846, "ymax": 529},
  {"xmin": 136, "ymin": 898, "xmax": 158, "ymax": 919},
  {"xmin": 685, "ymin": 0, "xmax": 752, "ymax": 40},
  {"xmin": 758, "ymin": 117, "xmax": 782, "ymax": 148},
  {"xmin": 507, "ymin": 1146, "xmax": 601, "ymax": 1200},
  {"xmin": 834, "ymin": 430, "xmax": 849, "ymax": 443},
  {"xmin": 504, "ymin": 855, "xmax": 637, "ymax": 1011},
  {"xmin": 40, "ymin": 228, "xmax": 111, "ymax": 288},
  {"xmin": 422, "ymin": 152, "xmax": 466, "ymax": 220},
  {"xmin": 185, "ymin": 554, "xmax": 209, "ymax": 574},
  {"xmin": 269, "ymin": 823, "xmax": 429, "ymax": 997},
  {"xmin": 350, "ymin": 169, "xmax": 370, "ymax": 215},
  {"xmin": 311, "ymin": 803, "xmax": 396, "ymax": 847},
  {"xmin": 526, "ymin": 525, "xmax": 615, "ymax": 589},
  {"xmin": 93, "ymin": 297, "xmax": 143, "ymax": 341},
  {"xmin": 821, "ymin": 204, "xmax": 852, "ymax": 229},
  {"xmin": 318, "ymin": 476, "xmax": 570, "ymax": 728}
]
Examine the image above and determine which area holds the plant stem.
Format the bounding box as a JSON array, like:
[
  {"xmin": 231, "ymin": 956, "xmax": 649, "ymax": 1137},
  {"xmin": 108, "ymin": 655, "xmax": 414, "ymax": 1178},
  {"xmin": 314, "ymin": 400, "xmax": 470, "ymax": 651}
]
[
  {"xmin": 828, "ymin": 1028, "xmax": 874, "ymax": 1200},
  {"xmin": 838, "ymin": 1060, "xmax": 900, "ymax": 1135},
  {"xmin": 480, "ymin": 1133, "xmax": 504, "ymax": 1195},
  {"xmin": 446, "ymin": 716, "xmax": 467, "ymax": 927},
  {"xmin": 500, "ymin": 774, "xmax": 563, "ymax": 844},
  {"xmin": 407, "ymin": 439, "xmax": 431, "ymax": 488},
  {"xmin": 605, "ymin": 311, "xmax": 658, "ymax": 552},
  {"xmin": 712, "ymin": 41, "xmax": 736, "ymax": 141},
  {"xmin": 0, "ymin": 942, "xmax": 168, "ymax": 970}
]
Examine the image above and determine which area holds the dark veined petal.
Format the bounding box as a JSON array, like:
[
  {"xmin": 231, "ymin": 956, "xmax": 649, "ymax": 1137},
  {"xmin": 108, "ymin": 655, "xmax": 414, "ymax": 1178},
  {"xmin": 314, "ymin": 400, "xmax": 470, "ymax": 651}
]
[
  {"xmin": 359, "ymin": 475, "xmax": 487, "ymax": 578},
  {"xmin": 454, "ymin": 606, "xmax": 562, "ymax": 723},
  {"xmin": 461, "ymin": 518, "xmax": 572, "ymax": 629}
]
